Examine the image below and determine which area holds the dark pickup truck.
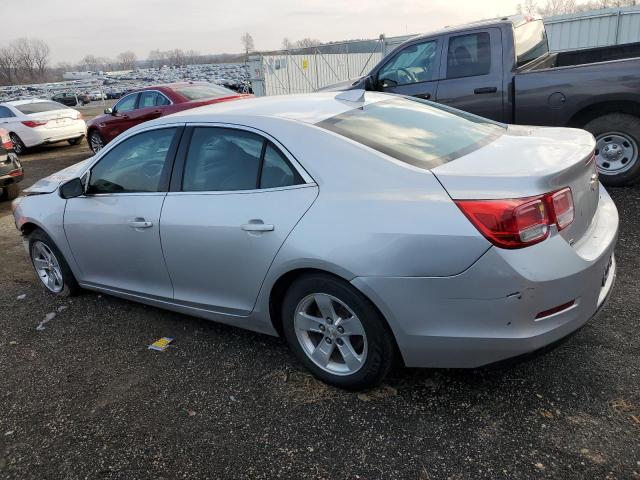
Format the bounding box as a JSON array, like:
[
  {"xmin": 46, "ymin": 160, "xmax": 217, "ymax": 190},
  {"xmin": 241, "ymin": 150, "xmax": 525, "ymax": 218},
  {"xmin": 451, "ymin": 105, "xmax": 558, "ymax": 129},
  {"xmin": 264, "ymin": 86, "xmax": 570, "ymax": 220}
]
[{"xmin": 325, "ymin": 15, "xmax": 640, "ymax": 186}]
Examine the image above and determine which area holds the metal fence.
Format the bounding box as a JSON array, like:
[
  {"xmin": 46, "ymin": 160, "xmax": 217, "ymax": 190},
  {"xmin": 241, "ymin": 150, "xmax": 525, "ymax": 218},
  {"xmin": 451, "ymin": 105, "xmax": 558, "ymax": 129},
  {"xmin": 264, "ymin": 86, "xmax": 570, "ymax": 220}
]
[
  {"xmin": 249, "ymin": 5, "xmax": 640, "ymax": 96},
  {"xmin": 544, "ymin": 5, "xmax": 640, "ymax": 51}
]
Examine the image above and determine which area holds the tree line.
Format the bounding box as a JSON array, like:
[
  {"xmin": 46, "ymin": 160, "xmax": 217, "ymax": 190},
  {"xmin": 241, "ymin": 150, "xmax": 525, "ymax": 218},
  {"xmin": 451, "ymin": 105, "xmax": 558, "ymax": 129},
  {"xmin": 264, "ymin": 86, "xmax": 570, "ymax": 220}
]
[{"xmin": 519, "ymin": 0, "xmax": 637, "ymax": 16}]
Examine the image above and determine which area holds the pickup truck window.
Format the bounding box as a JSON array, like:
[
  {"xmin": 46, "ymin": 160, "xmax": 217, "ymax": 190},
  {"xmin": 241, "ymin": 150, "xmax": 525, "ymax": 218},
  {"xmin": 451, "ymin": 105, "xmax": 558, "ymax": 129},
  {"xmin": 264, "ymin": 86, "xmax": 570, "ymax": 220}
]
[
  {"xmin": 446, "ymin": 32, "xmax": 491, "ymax": 79},
  {"xmin": 514, "ymin": 20, "xmax": 549, "ymax": 67},
  {"xmin": 317, "ymin": 97, "xmax": 504, "ymax": 170},
  {"xmin": 377, "ymin": 40, "xmax": 438, "ymax": 87}
]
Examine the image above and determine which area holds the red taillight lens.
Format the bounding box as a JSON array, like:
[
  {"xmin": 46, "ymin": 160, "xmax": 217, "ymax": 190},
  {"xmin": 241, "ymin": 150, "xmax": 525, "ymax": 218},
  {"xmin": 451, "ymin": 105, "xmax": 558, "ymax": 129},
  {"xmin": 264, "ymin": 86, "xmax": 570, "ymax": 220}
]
[
  {"xmin": 455, "ymin": 188, "xmax": 574, "ymax": 249},
  {"xmin": 21, "ymin": 120, "xmax": 47, "ymax": 128},
  {"xmin": 550, "ymin": 188, "xmax": 574, "ymax": 231}
]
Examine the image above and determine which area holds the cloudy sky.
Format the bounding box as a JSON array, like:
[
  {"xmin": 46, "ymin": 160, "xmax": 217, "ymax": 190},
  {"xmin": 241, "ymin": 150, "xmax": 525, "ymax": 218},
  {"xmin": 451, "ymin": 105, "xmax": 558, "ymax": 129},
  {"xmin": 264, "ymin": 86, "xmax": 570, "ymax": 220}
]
[{"xmin": 7, "ymin": 0, "xmax": 531, "ymax": 63}]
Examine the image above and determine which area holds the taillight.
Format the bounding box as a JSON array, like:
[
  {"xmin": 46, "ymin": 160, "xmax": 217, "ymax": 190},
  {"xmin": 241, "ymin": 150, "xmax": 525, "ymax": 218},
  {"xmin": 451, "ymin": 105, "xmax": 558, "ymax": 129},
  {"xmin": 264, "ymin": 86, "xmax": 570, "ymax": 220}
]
[
  {"xmin": 21, "ymin": 120, "xmax": 47, "ymax": 128},
  {"xmin": 550, "ymin": 188, "xmax": 574, "ymax": 231},
  {"xmin": 0, "ymin": 130, "xmax": 11, "ymax": 150},
  {"xmin": 455, "ymin": 188, "xmax": 574, "ymax": 249}
]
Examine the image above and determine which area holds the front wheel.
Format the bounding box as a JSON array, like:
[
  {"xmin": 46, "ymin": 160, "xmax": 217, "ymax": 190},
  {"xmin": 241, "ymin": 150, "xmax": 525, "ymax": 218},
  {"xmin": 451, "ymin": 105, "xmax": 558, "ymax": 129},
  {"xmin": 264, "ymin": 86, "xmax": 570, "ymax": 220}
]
[
  {"xmin": 28, "ymin": 229, "xmax": 80, "ymax": 297},
  {"xmin": 281, "ymin": 273, "xmax": 395, "ymax": 390},
  {"xmin": 88, "ymin": 130, "xmax": 104, "ymax": 153},
  {"xmin": 583, "ymin": 113, "xmax": 640, "ymax": 186}
]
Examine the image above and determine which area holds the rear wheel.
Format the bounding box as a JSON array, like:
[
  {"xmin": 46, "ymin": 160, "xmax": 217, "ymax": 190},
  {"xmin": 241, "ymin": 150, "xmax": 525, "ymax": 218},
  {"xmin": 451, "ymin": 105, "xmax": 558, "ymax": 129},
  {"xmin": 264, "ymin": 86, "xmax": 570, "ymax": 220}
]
[
  {"xmin": 9, "ymin": 133, "xmax": 25, "ymax": 155},
  {"xmin": 67, "ymin": 136, "xmax": 83, "ymax": 146},
  {"xmin": 88, "ymin": 130, "xmax": 104, "ymax": 153},
  {"xmin": 583, "ymin": 113, "xmax": 640, "ymax": 186},
  {"xmin": 281, "ymin": 273, "xmax": 395, "ymax": 390},
  {"xmin": 0, "ymin": 183, "xmax": 19, "ymax": 201},
  {"xmin": 28, "ymin": 229, "xmax": 80, "ymax": 297}
]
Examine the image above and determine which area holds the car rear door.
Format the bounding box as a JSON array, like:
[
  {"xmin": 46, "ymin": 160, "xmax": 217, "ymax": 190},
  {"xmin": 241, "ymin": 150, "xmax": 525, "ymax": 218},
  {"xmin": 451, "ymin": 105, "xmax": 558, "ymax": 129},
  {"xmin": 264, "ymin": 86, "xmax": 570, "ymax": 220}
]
[
  {"xmin": 375, "ymin": 38, "xmax": 442, "ymax": 101},
  {"xmin": 64, "ymin": 126, "xmax": 183, "ymax": 298},
  {"xmin": 160, "ymin": 124, "xmax": 318, "ymax": 315},
  {"xmin": 435, "ymin": 28, "xmax": 506, "ymax": 121},
  {"xmin": 136, "ymin": 91, "xmax": 170, "ymax": 123}
]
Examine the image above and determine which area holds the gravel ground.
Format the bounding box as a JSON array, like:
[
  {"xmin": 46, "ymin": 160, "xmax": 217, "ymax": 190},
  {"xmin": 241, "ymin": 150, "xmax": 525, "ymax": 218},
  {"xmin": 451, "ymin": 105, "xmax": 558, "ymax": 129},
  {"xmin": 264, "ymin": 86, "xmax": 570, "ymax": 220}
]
[{"xmin": 0, "ymin": 136, "xmax": 638, "ymax": 479}]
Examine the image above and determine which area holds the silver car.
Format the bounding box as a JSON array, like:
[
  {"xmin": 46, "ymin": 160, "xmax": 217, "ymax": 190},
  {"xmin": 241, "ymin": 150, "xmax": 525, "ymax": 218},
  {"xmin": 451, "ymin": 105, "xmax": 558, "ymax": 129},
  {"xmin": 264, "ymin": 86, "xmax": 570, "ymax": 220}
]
[{"xmin": 12, "ymin": 92, "xmax": 618, "ymax": 390}]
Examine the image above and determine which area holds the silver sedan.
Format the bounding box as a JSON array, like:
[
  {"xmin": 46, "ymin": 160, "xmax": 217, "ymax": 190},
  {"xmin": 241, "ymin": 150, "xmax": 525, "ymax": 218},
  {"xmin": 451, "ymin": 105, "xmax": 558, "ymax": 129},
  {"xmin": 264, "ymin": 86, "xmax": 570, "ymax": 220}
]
[{"xmin": 12, "ymin": 92, "xmax": 618, "ymax": 389}]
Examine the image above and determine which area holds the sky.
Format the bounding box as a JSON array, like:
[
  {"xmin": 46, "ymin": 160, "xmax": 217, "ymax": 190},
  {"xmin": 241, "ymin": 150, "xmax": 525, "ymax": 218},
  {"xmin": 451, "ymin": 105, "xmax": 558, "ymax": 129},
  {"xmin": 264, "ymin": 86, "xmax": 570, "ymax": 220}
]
[{"xmin": 5, "ymin": 0, "xmax": 530, "ymax": 64}]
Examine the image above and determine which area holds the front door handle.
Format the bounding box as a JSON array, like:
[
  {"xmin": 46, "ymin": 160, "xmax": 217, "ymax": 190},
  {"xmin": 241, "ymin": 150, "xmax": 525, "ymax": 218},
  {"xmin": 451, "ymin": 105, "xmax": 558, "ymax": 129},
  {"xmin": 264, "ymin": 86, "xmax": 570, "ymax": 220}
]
[
  {"xmin": 415, "ymin": 93, "xmax": 431, "ymax": 100},
  {"xmin": 241, "ymin": 221, "xmax": 274, "ymax": 232},
  {"xmin": 128, "ymin": 219, "xmax": 153, "ymax": 229},
  {"xmin": 474, "ymin": 87, "xmax": 497, "ymax": 94}
]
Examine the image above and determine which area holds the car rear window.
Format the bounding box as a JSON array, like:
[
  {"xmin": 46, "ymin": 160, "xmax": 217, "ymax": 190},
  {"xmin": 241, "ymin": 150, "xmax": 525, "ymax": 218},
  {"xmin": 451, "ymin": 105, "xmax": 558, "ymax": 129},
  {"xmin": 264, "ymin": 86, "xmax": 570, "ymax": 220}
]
[
  {"xmin": 172, "ymin": 83, "xmax": 236, "ymax": 101},
  {"xmin": 514, "ymin": 19, "xmax": 549, "ymax": 67},
  {"xmin": 316, "ymin": 96, "xmax": 504, "ymax": 169},
  {"xmin": 14, "ymin": 101, "xmax": 69, "ymax": 115}
]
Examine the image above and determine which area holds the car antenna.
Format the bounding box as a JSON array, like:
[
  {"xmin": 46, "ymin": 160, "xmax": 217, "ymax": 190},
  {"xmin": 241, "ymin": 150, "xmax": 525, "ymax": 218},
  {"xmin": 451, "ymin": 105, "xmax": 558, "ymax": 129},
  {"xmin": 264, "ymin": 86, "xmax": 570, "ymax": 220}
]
[{"xmin": 335, "ymin": 89, "xmax": 365, "ymax": 103}]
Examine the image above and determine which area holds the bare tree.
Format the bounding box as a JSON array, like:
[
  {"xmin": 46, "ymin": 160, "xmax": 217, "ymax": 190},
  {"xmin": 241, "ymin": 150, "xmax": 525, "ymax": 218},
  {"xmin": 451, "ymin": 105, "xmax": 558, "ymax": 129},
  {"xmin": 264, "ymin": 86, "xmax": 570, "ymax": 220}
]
[
  {"xmin": 184, "ymin": 49, "xmax": 200, "ymax": 65},
  {"xmin": 168, "ymin": 49, "xmax": 185, "ymax": 66},
  {"xmin": 11, "ymin": 38, "xmax": 36, "ymax": 81},
  {"xmin": 0, "ymin": 46, "xmax": 17, "ymax": 85},
  {"xmin": 281, "ymin": 38, "xmax": 294, "ymax": 50},
  {"xmin": 31, "ymin": 39, "xmax": 50, "ymax": 78},
  {"xmin": 117, "ymin": 51, "xmax": 137, "ymax": 70},
  {"xmin": 241, "ymin": 32, "xmax": 255, "ymax": 60},
  {"xmin": 294, "ymin": 38, "xmax": 322, "ymax": 48}
]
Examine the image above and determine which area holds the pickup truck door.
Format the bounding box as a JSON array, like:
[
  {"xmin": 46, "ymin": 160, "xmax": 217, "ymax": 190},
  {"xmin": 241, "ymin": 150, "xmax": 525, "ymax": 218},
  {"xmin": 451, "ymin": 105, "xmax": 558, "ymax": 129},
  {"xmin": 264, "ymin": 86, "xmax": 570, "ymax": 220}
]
[
  {"xmin": 435, "ymin": 28, "xmax": 505, "ymax": 122},
  {"xmin": 375, "ymin": 38, "xmax": 442, "ymax": 101}
]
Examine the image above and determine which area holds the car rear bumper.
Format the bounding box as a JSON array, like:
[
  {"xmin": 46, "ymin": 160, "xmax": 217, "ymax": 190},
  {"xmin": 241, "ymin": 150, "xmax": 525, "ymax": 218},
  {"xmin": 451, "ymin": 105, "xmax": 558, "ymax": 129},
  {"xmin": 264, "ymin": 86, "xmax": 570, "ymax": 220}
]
[
  {"xmin": 352, "ymin": 185, "xmax": 619, "ymax": 368},
  {"xmin": 21, "ymin": 120, "xmax": 86, "ymax": 147}
]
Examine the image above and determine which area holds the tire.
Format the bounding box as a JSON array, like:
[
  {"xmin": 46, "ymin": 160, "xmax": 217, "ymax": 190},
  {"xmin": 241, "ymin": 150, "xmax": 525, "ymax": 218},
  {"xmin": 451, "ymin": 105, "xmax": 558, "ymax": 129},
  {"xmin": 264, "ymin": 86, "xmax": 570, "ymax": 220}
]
[
  {"xmin": 0, "ymin": 183, "xmax": 19, "ymax": 201},
  {"xmin": 583, "ymin": 113, "xmax": 640, "ymax": 187},
  {"xmin": 9, "ymin": 133, "xmax": 25, "ymax": 155},
  {"xmin": 281, "ymin": 273, "xmax": 395, "ymax": 390},
  {"xmin": 88, "ymin": 130, "xmax": 104, "ymax": 153},
  {"xmin": 67, "ymin": 136, "xmax": 83, "ymax": 146},
  {"xmin": 28, "ymin": 229, "xmax": 80, "ymax": 297}
]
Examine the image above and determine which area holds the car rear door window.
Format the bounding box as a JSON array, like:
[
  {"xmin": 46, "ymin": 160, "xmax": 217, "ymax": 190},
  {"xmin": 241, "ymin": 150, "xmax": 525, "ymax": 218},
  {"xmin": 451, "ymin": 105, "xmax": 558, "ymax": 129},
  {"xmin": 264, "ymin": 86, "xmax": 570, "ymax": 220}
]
[
  {"xmin": 446, "ymin": 32, "xmax": 491, "ymax": 79},
  {"xmin": 0, "ymin": 106, "xmax": 15, "ymax": 118},
  {"xmin": 260, "ymin": 143, "xmax": 302, "ymax": 189},
  {"xmin": 88, "ymin": 128, "xmax": 177, "ymax": 194},
  {"xmin": 377, "ymin": 40, "xmax": 438, "ymax": 87},
  {"xmin": 115, "ymin": 93, "xmax": 138, "ymax": 112},
  {"xmin": 138, "ymin": 91, "xmax": 160, "ymax": 108}
]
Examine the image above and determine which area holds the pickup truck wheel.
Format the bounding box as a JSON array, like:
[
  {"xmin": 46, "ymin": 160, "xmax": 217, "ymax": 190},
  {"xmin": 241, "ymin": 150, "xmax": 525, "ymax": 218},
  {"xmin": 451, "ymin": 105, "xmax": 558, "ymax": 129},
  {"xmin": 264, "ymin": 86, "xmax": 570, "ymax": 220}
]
[{"xmin": 583, "ymin": 113, "xmax": 640, "ymax": 186}]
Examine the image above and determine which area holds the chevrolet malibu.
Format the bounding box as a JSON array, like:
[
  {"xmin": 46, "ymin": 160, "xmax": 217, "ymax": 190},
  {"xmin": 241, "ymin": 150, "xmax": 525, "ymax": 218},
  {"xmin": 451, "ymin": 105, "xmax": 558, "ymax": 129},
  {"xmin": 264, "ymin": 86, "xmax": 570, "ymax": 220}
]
[{"xmin": 12, "ymin": 91, "xmax": 618, "ymax": 390}]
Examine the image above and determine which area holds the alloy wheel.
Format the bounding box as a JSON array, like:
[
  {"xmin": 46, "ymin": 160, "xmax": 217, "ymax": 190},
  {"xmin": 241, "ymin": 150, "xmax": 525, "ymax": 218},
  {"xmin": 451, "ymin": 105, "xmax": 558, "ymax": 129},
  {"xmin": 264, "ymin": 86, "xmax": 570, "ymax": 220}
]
[
  {"xmin": 31, "ymin": 241, "xmax": 64, "ymax": 293},
  {"xmin": 294, "ymin": 293, "xmax": 368, "ymax": 376},
  {"xmin": 89, "ymin": 131, "xmax": 103, "ymax": 152},
  {"xmin": 595, "ymin": 132, "xmax": 638, "ymax": 175}
]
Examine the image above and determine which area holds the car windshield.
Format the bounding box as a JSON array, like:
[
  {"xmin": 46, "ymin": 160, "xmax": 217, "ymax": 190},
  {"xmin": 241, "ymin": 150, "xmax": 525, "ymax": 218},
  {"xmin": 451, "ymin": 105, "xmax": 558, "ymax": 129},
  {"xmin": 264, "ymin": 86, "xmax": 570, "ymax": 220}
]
[
  {"xmin": 14, "ymin": 101, "xmax": 69, "ymax": 114},
  {"xmin": 172, "ymin": 83, "xmax": 236, "ymax": 100},
  {"xmin": 316, "ymin": 96, "xmax": 505, "ymax": 169},
  {"xmin": 514, "ymin": 20, "xmax": 549, "ymax": 67}
]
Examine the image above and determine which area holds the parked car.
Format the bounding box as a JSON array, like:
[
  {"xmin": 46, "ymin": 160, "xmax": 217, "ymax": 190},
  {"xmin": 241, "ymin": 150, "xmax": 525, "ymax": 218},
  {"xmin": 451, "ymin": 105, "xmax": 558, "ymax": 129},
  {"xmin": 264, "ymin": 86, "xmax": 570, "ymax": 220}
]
[
  {"xmin": 323, "ymin": 15, "xmax": 640, "ymax": 186},
  {"xmin": 0, "ymin": 100, "xmax": 86, "ymax": 155},
  {"xmin": 85, "ymin": 81, "xmax": 250, "ymax": 153},
  {"xmin": 13, "ymin": 92, "xmax": 617, "ymax": 389},
  {"xmin": 0, "ymin": 128, "xmax": 23, "ymax": 201},
  {"xmin": 51, "ymin": 92, "xmax": 90, "ymax": 107}
]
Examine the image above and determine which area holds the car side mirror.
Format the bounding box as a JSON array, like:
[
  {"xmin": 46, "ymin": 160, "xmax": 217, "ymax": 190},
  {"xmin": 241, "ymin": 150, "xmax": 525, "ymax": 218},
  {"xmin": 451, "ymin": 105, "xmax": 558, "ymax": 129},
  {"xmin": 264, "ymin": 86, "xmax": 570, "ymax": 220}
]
[
  {"xmin": 362, "ymin": 75, "xmax": 376, "ymax": 91},
  {"xmin": 104, "ymin": 107, "xmax": 113, "ymax": 115},
  {"xmin": 59, "ymin": 177, "xmax": 84, "ymax": 199}
]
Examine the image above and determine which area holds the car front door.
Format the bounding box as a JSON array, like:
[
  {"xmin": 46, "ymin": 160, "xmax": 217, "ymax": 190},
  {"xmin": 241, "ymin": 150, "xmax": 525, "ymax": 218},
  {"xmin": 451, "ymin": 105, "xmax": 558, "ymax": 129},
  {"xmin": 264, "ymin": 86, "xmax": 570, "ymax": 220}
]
[
  {"xmin": 64, "ymin": 126, "xmax": 182, "ymax": 298},
  {"xmin": 160, "ymin": 125, "xmax": 318, "ymax": 315},
  {"xmin": 102, "ymin": 93, "xmax": 140, "ymax": 142},
  {"xmin": 375, "ymin": 38, "xmax": 441, "ymax": 100},
  {"xmin": 435, "ymin": 28, "xmax": 506, "ymax": 121}
]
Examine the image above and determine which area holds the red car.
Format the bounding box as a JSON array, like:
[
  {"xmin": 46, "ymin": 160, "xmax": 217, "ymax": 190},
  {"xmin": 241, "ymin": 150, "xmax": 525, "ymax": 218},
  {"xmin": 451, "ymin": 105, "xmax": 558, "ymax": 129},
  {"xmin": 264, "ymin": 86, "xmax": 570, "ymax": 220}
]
[{"xmin": 86, "ymin": 82, "xmax": 249, "ymax": 152}]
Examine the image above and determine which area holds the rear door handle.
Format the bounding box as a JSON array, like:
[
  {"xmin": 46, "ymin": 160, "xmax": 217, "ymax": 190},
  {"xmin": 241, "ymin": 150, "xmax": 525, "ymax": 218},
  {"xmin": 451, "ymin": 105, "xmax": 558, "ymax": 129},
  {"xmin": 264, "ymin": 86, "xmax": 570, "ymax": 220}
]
[
  {"xmin": 128, "ymin": 219, "xmax": 153, "ymax": 229},
  {"xmin": 241, "ymin": 222, "xmax": 274, "ymax": 232},
  {"xmin": 474, "ymin": 87, "xmax": 497, "ymax": 94},
  {"xmin": 415, "ymin": 93, "xmax": 431, "ymax": 100}
]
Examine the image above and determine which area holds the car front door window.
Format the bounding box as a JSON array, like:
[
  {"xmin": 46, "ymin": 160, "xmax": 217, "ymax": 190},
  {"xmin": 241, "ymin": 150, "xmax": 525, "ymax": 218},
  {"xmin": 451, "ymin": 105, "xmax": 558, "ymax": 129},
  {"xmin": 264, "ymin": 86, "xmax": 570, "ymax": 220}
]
[
  {"xmin": 88, "ymin": 128, "xmax": 177, "ymax": 194},
  {"xmin": 114, "ymin": 94, "xmax": 138, "ymax": 113},
  {"xmin": 378, "ymin": 40, "xmax": 438, "ymax": 87}
]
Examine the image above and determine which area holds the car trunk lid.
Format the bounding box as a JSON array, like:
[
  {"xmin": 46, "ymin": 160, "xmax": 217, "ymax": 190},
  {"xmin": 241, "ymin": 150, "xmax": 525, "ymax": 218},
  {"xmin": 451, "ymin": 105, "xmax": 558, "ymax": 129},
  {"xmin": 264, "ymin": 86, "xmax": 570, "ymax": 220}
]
[{"xmin": 432, "ymin": 125, "xmax": 599, "ymax": 245}]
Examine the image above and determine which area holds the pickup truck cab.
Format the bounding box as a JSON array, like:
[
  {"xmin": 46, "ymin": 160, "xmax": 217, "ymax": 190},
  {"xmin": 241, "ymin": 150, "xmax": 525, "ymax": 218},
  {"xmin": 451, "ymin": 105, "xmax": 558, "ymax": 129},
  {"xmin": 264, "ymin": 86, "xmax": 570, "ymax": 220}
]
[{"xmin": 326, "ymin": 15, "xmax": 640, "ymax": 186}]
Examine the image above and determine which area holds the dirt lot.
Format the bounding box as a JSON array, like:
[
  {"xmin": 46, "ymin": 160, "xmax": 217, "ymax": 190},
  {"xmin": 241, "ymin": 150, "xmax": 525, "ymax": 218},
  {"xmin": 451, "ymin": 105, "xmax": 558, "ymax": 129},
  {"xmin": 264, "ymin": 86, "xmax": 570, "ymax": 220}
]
[{"xmin": 0, "ymin": 124, "xmax": 639, "ymax": 479}]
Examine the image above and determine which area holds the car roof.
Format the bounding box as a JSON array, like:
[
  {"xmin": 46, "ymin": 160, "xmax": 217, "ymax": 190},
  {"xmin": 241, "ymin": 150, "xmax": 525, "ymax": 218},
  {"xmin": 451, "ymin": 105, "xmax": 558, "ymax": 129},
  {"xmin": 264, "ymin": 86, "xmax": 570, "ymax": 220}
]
[
  {"xmin": 162, "ymin": 91, "xmax": 389, "ymax": 125},
  {"xmin": 4, "ymin": 98, "xmax": 54, "ymax": 106}
]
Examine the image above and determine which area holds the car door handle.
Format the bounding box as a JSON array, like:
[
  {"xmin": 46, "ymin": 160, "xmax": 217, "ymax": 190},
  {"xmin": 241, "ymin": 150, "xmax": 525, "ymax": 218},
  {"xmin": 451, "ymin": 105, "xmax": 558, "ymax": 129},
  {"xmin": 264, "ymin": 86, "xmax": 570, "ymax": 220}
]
[
  {"xmin": 128, "ymin": 219, "xmax": 153, "ymax": 229},
  {"xmin": 415, "ymin": 93, "xmax": 431, "ymax": 100},
  {"xmin": 241, "ymin": 222, "xmax": 274, "ymax": 232},
  {"xmin": 474, "ymin": 87, "xmax": 497, "ymax": 94}
]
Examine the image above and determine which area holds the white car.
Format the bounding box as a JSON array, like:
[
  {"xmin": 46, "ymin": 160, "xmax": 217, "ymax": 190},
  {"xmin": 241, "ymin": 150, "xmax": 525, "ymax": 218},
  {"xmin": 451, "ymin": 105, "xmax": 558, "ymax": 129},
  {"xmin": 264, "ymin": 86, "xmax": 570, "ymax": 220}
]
[{"xmin": 0, "ymin": 99, "xmax": 86, "ymax": 154}]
